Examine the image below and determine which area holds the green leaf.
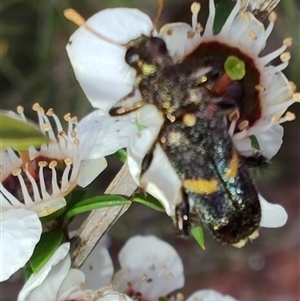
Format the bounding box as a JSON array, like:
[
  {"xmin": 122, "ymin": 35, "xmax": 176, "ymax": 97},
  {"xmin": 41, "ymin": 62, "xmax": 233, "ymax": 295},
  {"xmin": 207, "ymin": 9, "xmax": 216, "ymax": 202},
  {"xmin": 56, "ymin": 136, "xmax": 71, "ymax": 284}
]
[
  {"xmin": 64, "ymin": 195, "xmax": 130, "ymax": 222},
  {"xmin": 114, "ymin": 149, "xmax": 127, "ymax": 163},
  {"xmin": 250, "ymin": 135, "xmax": 261, "ymax": 150},
  {"xmin": 29, "ymin": 231, "xmax": 63, "ymax": 274},
  {"xmin": 0, "ymin": 111, "xmax": 50, "ymax": 151},
  {"xmin": 24, "ymin": 265, "xmax": 33, "ymax": 282},
  {"xmin": 191, "ymin": 226, "xmax": 205, "ymax": 250},
  {"xmin": 132, "ymin": 194, "xmax": 165, "ymax": 212},
  {"xmin": 213, "ymin": 0, "xmax": 231, "ymax": 34},
  {"xmin": 224, "ymin": 56, "xmax": 246, "ymax": 80}
]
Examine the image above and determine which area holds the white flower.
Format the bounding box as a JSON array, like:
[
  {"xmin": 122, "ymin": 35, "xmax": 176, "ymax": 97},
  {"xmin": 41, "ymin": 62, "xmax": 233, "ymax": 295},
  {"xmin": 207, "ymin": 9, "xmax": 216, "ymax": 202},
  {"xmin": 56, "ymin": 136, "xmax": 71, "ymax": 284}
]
[
  {"xmin": 82, "ymin": 235, "xmax": 184, "ymax": 301},
  {"xmin": 18, "ymin": 236, "xmax": 184, "ymax": 301},
  {"xmin": 0, "ymin": 104, "xmax": 108, "ymax": 281},
  {"xmin": 66, "ymin": 2, "xmax": 293, "ymax": 244},
  {"xmin": 186, "ymin": 289, "xmax": 239, "ymax": 301},
  {"xmin": 18, "ymin": 243, "xmax": 100, "ymax": 301},
  {"xmin": 158, "ymin": 0, "xmax": 299, "ymax": 158}
]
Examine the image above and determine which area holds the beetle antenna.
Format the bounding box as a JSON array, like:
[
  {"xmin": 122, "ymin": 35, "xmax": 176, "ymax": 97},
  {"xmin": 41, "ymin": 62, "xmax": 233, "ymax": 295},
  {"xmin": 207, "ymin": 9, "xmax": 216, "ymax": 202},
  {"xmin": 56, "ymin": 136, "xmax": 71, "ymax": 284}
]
[
  {"xmin": 64, "ymin": 8, "xmax": 126, "ymax": 48},
  {"xmin": 151, "ymin": 0, "xmax": 164, "ymax": 35}
]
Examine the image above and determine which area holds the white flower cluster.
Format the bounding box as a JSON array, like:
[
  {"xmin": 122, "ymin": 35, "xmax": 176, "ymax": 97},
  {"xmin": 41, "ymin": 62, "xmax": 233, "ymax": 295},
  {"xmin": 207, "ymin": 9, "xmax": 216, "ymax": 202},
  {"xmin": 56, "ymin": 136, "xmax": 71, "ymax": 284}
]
[{"xmin": 18, "ymin": 235, "xmax": 238, "ymax": 301}]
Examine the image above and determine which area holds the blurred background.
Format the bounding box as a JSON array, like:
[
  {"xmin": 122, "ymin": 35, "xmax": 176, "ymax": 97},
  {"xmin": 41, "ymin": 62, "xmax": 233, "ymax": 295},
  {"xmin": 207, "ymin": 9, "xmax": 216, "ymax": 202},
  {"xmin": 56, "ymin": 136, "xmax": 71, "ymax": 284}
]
[{"xmin": 1, "ymin": 0, "xmax": 299, "ymax": 300}]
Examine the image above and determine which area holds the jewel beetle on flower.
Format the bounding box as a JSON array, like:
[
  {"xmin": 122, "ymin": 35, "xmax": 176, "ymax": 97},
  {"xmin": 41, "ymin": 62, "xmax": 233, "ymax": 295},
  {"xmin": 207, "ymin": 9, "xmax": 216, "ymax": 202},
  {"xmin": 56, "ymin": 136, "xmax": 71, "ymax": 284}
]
[{"xmin": 65, "ymin": 0, "xmax": 295, "ymax": 247}]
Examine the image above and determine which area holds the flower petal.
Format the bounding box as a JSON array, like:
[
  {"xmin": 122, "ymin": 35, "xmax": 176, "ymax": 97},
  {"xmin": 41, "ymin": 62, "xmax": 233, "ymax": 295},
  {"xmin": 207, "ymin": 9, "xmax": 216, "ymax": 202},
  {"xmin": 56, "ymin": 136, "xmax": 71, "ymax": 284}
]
[
  {"xmin": 0, "ymin": 209, "xmax": 42, "ymax": 282},
  {"xmin": 77, "ymin": 158, "xmax": 108, "ymax": 188},
  {"xmin": 66, "ymin": 8, "xmax": 153, "ymax": 110},
  {"xmin": 76, "ymin": 110, "xmax": 138, "ymax": 160},
  {"xmin": 18, "ymin": 243, "xmax": 70, "ymax": 301},
  {"xmin": 259, "ymin": 194, "xmax": 288, "ymax": 228},
  {"xmin": 113, "ymin": 235, "xmax": 184, "ymax": 300},
  {"xmin": 80, "ymin": 242, "xmax": 114, "ymax": 289},
  {"xmin": 187, "ymin": 289, "xmax": 239, "ymax": 301}
]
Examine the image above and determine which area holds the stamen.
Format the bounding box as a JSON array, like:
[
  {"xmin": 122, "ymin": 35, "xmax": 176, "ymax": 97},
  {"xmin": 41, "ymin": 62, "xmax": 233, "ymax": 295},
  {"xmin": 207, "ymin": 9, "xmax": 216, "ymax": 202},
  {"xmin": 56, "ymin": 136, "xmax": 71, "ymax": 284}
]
[
  {"xmin": 288, "ymin": 81, "xmax": 296, "ymax": 93},
  {"xmin": 64, "ymin": 158, "xmax": 73, "ymax": 166},
  {"xmin": 37, "ymin": 106, "xmax": 45, "ymax": 116},
  {"xmin": 229, "ymin": 109, "xmax": 240, "ymax": 122},
  {"xmin": 78, "ymin": 282, "xmax": 84, "ymax": 290},
  {"xmin": 268, "ymin": 11, "xmax": 277, "ymax": 22},
  {"xmin": 32, "ymin": 103, "xmax": 40, "ymax": 111},
  {"xmin": 16, "ymin": 106, "xmax": 24, "ymax": 114},
  {"xmin": 71, "ymin": 116, "xmax": 78, "ymax": 124},
  {"xmin": 280, "ymin": 52, "xmax": 291, "ymax": 62},
  {"xmin": 220, "ymin": 0, "xmax": 241, "ymax": 37},
  {"xmin": 202, "ymin": 0, "xmax": 215, "ymax": 37},
  {"xmin": 64, "ymin": 113, "xmax": 71, "ymax": 122},
  {"xmin": 248, "ymin": 30, "xmax": 257, "ymax": 41},
  {"xmin": 46, "ymin": 108, "xmax": 54, "ymax": 116},
  {"xmin": 255, "ymin": 84, "xmax": 266, "ymax": 92},
  {"xmin": 281, "ymin": 111, "xmax": 295, "ymax": 122},
  {"xmin": 49, "ymin": 160, "xmax": 57, "ymax": 168},
  {"xmin": 238, "ymin": 120, "xmax": 249, "ymax": 131},
  {"xmin": 283, "ymin": 37, "xmax": 293, "ymax": 47},
  {"xmin": 12, "ymin": 168, "xmax": 21, "ymax": 176},
  {"xmin": 259, "ymin": 43, "xmax": 288, "ymax": 66},
  {"xmin": 293, "ymin": 93, "xmax": 300, "ymax": 103},
  {"xmin": 38, "ymin": 161, "xmax": 48, "ymax": 168},
  {"xmin": 71, "ymin": 130, "xmax": 77, "ymax": 138},
  {"xmin": 191, "ymin": 2, "xmax": 201, "ymax": 31},
  {"xmin": 64, "ymin": 9, "xmax": 125, "ymax": 48},
  {"xmin": 176, "ymin": 293, "xmax": 185, "ymax": 301},
  {"xmin": 43, "ymin": 123, "xmax": 51, "ymax": 132}
]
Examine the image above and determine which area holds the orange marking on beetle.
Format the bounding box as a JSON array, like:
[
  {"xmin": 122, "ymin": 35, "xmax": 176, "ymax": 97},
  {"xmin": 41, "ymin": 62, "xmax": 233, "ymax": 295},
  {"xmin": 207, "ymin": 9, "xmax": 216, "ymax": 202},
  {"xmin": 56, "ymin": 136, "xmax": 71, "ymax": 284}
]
[
  {"xmin": 183, "ymin": 178, "xmax": 218, "ymax": 194},
  {"xmin": 224, "ymin": 151, "xmax": 239, "ymax": 179}
]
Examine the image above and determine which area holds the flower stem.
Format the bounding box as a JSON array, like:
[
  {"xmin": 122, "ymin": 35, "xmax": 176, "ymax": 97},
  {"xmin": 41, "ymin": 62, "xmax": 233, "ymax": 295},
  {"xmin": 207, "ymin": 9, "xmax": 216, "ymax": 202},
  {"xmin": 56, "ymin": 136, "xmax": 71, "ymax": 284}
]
[{"xmin": 70, "ymin": 163, "xmax": 137, "ymax": 267}]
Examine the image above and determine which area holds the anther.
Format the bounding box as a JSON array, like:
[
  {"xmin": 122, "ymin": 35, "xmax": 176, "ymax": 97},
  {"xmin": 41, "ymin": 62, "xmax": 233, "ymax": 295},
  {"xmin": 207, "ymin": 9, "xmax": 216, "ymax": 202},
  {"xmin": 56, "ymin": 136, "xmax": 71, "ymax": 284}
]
[
  {"xmin": 268, "ymin": 11, "xmax": 277, "ymax": 22},
  {"xmin": 284, "ymin": 111, "xmax": 295, "ymax": 121},
  {"xmin": 271, "ymin": 115, "xmax": 280, "ymax": 123},
  {"xmin": 43, "ymin": 123, "xmax": 51, "ymax": 132},
  {"xmin": 241, "ymin": 12, "xmax": 251, "ymax": 21},
  {"xmin": 166, "ymin": 28, "xmax": 173, "ymax": 36},
  {"xmin": 238, "ymin": 120, "xmax": 249, "ymax": 131},
  {"xmin": 176, "ymin": 293, "xmax": 184, "ymax": 301},
  {"xmin": 255, "ymin": 84, "xmax": 266, "ymax": 92},
  {"xmin": 37, "ymin": 106, "xmax": 44, "ymax": 115},
  {"xmin": 280, "ymin": 52, "xmax": 291, "ymax": 62},
  {"xmin": 64, "ymin": 158, "xmax": 73, "ymax": 166},
  {"xmin": 71, "ymin": 130, "xmax": 77, "ymax": 138},
  {"xmin": 74, "ymin": 138, "xmax": 80, "ymax": 145},
  {"xmin": 32, "ymin": 103, "xmax": 40, "ymax": 111},
  {"xmin": 71, "ymin": 116, "xmax": 78, "ymax": 124},
  {"xmin": 46, "ymin": 108, "xmax": 54, "ymax": 116},
  {"xmin": 17, "ymin": 106, "xmax": 24, "ymax": 114},
  {"xmin": 229, "ymin": 109, "xmax": 240, "ymax": 122},
  {"xmin": 283, "ymin": 37, "xmax": 293, "ymax": 47},
  {"xmin": 168, "ymin": 272, "xmax": 174, "ymax": 279},
  {"xmin": 187, "ymin": 31, "xmax": 195, "ymax": 38},
  {"xmin": 248, "ymin": 30, "xmax": 257, "ymax": 40},
  {"xmin": 141, "ymin": 274, "xmax": 147, "ymax": 281},
  {"xmin": 12, "ymin": 168, "xmax": 22, "ymax": 176},
  {"xmin": 191, "ymin": 2, "xmax": 201, "ymax": 14},
  {"xmin": 78, "ymin": 282, "xmax": 84, "ymax": 290},
  {"xmin": 288, "ymin": 81, "xmax": 296, "ymax": 93},
  {"xmin": 64, "ymin": 113, "xmax": 71, "ymax": 121},
  {"xmin": 49, "ymin": 160, "xmax": 57, "ymax": 169},
  {"xmin": 38, "ymin": 161, "xmax": 48, "ymax": 167},
  {"xmin": 293, "ymin": 93, "xmax": 300, "ymax": 103}
]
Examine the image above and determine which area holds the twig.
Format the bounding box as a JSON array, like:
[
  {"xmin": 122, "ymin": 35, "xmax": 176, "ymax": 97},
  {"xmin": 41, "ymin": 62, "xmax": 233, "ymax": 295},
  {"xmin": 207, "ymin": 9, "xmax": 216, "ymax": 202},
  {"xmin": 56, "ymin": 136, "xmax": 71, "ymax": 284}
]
[{"xmin": 70, "ymin": 163, "xmax": 137, "ymax": 267}]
